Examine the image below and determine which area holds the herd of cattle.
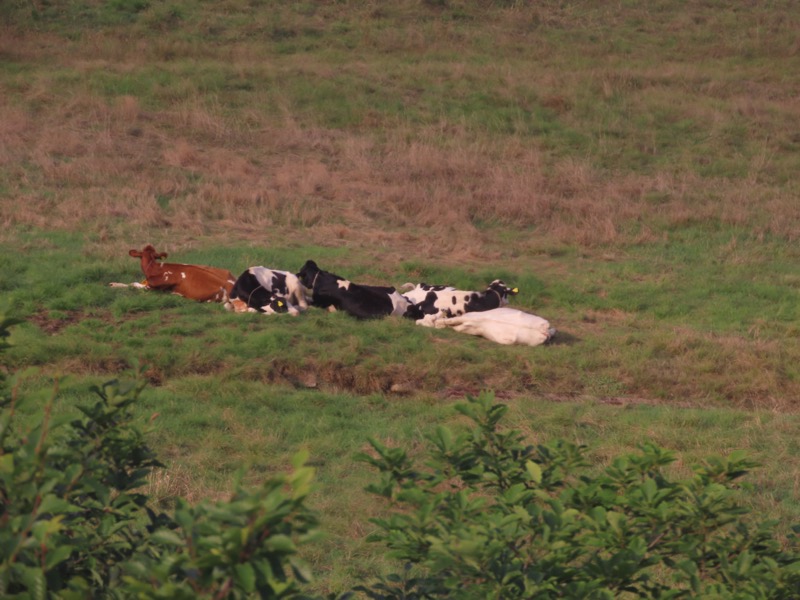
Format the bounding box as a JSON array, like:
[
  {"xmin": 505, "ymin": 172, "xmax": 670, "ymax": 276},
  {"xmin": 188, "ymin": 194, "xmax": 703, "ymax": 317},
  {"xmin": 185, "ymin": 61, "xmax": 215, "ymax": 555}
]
[{"xmin": 112, "ymin": 245, "xmax": 555, "ymax": 347}]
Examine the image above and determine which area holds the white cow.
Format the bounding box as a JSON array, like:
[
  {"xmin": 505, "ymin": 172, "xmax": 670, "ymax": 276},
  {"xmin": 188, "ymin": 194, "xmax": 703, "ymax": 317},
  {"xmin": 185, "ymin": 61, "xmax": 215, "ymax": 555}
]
[{"xmin": 433, "ymin": 307, "xmax": 555, "ymax": 347}]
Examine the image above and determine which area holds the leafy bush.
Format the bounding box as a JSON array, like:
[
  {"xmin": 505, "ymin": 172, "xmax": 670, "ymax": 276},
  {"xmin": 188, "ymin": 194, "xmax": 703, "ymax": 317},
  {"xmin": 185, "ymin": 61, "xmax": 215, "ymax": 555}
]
[
  {"xmin": 356, "ymin": 393, "xmax": 800, "ymax": 599},
  {"xmin": 0, "ymin": 314, "xmax": 321, "ymax": 599}
]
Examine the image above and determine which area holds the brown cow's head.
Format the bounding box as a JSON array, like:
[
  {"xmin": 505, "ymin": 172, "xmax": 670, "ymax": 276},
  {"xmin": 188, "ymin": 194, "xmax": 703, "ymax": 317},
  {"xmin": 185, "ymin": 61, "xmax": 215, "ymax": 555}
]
[{"xmin": 129, "ymin": 245, "xmax": 168, "ymax": 261}]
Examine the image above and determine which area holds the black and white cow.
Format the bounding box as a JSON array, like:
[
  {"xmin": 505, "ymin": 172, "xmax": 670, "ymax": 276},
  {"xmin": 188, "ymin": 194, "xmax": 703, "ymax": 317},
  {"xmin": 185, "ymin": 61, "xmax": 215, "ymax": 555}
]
[
  {"xmin": 296, "ymin": 260, "xmax": 409, "ymax": 320},
  {"xmin": 227, "ymin": 266, "xmax": 308, "ymax": 316},
  {"xmin": 401, "ymin": 280, "xmax": 519, "ymax": 326}
]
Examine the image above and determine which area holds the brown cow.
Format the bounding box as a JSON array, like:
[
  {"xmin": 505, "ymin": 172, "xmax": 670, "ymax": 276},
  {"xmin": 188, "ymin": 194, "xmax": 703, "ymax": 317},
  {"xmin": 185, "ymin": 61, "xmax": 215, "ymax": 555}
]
[{"xmin": 124, "ymin": 245, "xmax": 235, "ymax": 303}]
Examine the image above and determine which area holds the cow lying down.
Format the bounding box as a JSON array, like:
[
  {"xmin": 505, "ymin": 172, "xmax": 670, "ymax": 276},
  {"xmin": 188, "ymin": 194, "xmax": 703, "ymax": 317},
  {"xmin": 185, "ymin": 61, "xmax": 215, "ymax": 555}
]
[
  {"xmin": 226, "ymin": 266, "xmax": 308, "ymax": 316},
  {"xmin": 432, "ymin": 307, "xmax": 556, "ymax": 347},
  {"xmin": 297, "ymin": 260, "xmax": 409, "ymax": 319},
  {"xmin": 402, "ymin": 280, "xmax": 519, "ymax": 326},
  {"xmin": 110, "ymin": 245, "xmax": 235, "ymax": 303}
]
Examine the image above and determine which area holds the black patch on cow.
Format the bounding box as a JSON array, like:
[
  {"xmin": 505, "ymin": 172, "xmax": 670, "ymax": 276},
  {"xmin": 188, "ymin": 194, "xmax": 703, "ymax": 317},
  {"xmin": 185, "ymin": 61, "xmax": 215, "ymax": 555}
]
[
  {"xmin": 421, "ymin": 283, "xmax": 450, "ymax": 292},
  {"xmin": 271, "ymin": 271, "xmax": 288, "ymax": 295},
  {"xmin": 403, "ymin": 303, "xmax": 425, "ymax": 320}
]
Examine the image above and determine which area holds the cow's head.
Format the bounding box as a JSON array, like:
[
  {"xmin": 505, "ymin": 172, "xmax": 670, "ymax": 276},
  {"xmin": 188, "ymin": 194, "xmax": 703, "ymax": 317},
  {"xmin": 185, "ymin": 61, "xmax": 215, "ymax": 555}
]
[
  {"xmin": 487, "ymin": 280, "xmax": 519, "ymax": 302},
  {"xmin": 129, "ymin": 245, "xmax": 168, "ymax": 261},
  {"xmin": 402, "ymin": 302, "xmax": 427, "ymax": 321},
  {"xmin": 296, "ymin": 260, "xmax": 321, "ymax": 290},
  {"xmin": 260, "ymin": 295, "xmax": 290, "ymax": 315}
]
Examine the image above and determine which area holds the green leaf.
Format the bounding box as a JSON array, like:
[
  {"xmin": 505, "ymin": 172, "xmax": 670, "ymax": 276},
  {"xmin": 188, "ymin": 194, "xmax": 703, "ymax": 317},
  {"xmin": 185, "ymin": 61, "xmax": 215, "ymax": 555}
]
[
  {"xmin": 149, "ymin": 529, "xmax": 185, "ymax": 547},
  {"xmin": 264, "ymin": 534, "xmax": 296, "ymax": 554},
  {"xmin": 31, "ymin": 518, "xmax": 64, "ymax": 543},
  {"xmin": 292, "ymin": 448, "xmax": 310, "ymax": 470},
  {"xmin": 289, "ymin": 556, "xmax": 313, "ymax": 583},
  {"xmin": 173, "ymin": 504, "xmax": 194, "ymax": 531},
  {"xmin": 431, "ymin": 426, "xmax": 453, "ymax": 452},
  {"xmin": 235, "ymin": 563, "xmax": 256, "ymax": 593},
  {"xmin": 44, "ymin": 545, "xmax": 74, "ymax": 569},
  {"xmin": 589, "ymin": 506, "xmax": 607, "ymax": 525},
  {"xmin": 38, "ymin": 495, "xmax": 77, "ymax": 515},
  {"xmin": 735, "ymin": 550, "xmax": 753, "ymax": 577},
  {"xmin": 642, "ymin": 477, "xmax": 657, "ymax": 502},
  {"xmin": 0, "ymin": 454, "xmax": 13, "ymax": 474},
  {"xmin": 525, "ymin": 460, "xmax": 542, "ymax": 484},
  {"xmin": 19, "ymin": 565, "xmax": 46, "ymax": 600},
  {"xmin": 607, "ymin": 511, "xmax": 624, "ymax": 535}
]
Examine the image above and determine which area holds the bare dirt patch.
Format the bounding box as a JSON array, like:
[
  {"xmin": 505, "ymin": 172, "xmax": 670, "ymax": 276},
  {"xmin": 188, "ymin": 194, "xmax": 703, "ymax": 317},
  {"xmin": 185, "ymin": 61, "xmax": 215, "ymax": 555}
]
[{"xmin": 30, "ymin": 310, "xmax": 85, "ymax": 335}]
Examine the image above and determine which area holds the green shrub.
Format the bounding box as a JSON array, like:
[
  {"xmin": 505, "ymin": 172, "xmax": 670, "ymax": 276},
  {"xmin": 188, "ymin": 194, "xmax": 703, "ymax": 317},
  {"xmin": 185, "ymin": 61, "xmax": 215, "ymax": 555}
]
[
  {"xmin": 0, "ymin": 314, "xmax": 322, "ymax": 599},
  {"xmin": 356, "ymin": 393, "xmax": 800, "ymax": 598}
]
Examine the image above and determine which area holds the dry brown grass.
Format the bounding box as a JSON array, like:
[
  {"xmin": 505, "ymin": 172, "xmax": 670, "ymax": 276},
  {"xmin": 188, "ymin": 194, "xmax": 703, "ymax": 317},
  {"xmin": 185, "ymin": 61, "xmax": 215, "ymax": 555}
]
[
  {"xmin": 3, "ymin": 10, "xmax": 799, "ymax": 255},
  {"xmin": 5, "ymin": 83, "xmax": 798, "ymax": 258},
  {"xmin": 4, "ymin": 87, "xmax": 792, "ymax": 254}
]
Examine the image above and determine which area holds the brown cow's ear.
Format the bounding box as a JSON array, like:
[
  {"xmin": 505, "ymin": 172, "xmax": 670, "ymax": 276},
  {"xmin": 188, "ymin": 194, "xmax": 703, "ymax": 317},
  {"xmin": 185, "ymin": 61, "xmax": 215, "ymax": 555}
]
[{"xmin": 129, "ymin": 249, "xmax": 141, "ymax": 257}]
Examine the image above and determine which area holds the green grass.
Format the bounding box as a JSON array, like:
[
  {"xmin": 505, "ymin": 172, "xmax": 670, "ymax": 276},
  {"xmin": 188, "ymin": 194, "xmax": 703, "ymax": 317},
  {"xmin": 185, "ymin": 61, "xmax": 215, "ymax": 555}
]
[{"xmin": 3, "ymin": 228, "xmax": 798, "ymax": 407}]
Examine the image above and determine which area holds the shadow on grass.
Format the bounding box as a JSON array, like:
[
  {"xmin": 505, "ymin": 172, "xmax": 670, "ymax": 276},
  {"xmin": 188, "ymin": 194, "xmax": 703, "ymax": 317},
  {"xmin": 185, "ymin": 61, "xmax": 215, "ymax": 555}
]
[{"xmin": 549, "ymin": 330, "xmax": 580, "ymax": 346}]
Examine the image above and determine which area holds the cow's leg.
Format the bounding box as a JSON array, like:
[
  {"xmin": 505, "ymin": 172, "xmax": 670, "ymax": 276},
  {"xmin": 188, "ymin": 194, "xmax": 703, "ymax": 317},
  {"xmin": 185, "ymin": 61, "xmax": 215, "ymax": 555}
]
[
  {"xmin": 290, "ymin": 287, "xmax": 309, "ymax": 310},
  {"xmin": 417, "ymin": 313, "xmax": 442, "ymax": 328},
  {"xmin": 109, "ymin": 281, "xmax": 148, "ymax": 289},
  {"xmin": 229, "ymin": 298, "xmax": 249, "ymax": 313}
]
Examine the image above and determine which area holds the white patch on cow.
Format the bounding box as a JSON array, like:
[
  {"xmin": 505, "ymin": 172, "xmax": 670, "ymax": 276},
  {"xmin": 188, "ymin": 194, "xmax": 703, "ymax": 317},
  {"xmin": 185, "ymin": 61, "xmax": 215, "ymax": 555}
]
[
  {"xmin": 251, "ymin": 267, "xmax": 276, "ymax": 288},
  {"xmin": 181, "ymin": 272, "xmax": 187, "ymax": 279},
  {"xmin": 402, "ymin": 283, "xmax": 456, "ymax": 305},
  {"xmin": 337, "ymin": 279, "xmax": 351, "ymax": 290}
]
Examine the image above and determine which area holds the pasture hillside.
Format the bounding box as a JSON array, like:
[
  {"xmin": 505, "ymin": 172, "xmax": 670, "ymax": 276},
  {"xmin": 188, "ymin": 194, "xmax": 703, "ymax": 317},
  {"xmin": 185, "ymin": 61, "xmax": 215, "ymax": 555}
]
[{"xmin": 2, "ymin": 0, "xmax": 800, "ymax": 593}]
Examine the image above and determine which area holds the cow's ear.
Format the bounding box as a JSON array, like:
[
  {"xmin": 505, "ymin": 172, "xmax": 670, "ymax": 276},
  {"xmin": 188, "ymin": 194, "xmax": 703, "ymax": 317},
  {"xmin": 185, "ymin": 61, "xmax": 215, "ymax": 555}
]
[
  {"xmin": 512, "ymin": 287, "xmax": 519, "ymax": 294},
  {"xmin": 129, "ymin": 249, "xmax": 140, "ymax": 257}
]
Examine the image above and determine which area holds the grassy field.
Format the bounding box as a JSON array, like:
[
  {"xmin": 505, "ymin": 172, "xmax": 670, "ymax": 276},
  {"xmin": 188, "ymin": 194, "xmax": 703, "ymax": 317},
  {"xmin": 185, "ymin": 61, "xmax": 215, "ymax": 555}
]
[{"xmin": 2, "ymin": 0, "xmax": 800, "ymax": 593}]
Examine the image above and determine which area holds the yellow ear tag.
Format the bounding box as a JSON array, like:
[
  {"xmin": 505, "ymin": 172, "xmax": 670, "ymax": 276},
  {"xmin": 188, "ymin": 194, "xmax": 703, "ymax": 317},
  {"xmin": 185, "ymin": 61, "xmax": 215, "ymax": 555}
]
[
  {"xmin": 278, "ymin": 300, "xmax": 284, "ymax": 307},
  {"xmin": 512, "ymin": 288, "xmax": 519, "ymax": 294}
]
